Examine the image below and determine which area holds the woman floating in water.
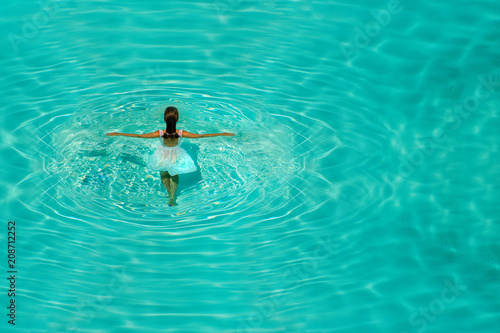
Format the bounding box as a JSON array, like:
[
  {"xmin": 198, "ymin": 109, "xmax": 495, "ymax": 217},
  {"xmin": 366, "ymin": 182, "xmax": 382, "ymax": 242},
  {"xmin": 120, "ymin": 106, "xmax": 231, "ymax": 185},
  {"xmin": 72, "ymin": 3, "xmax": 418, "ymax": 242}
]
[{"xmin": 106, "ymin": 106, "xmax": 234, "ymax": 205}]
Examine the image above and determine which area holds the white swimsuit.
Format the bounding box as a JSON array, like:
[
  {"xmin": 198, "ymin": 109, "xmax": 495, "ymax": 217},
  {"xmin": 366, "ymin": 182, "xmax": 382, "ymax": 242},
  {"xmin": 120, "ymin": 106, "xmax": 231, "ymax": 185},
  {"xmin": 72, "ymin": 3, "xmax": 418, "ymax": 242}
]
[{"xmin": 146, "ymin": 129, "xmax": 197, "ymax": 175}]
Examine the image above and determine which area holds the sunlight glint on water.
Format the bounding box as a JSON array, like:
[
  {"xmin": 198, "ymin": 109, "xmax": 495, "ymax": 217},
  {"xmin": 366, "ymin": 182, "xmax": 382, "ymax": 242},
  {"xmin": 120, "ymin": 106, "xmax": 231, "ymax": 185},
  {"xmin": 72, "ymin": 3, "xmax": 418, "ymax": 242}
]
[{"xmin": 0, "ymin": 0, "xmax": 499, "ymax": 332}]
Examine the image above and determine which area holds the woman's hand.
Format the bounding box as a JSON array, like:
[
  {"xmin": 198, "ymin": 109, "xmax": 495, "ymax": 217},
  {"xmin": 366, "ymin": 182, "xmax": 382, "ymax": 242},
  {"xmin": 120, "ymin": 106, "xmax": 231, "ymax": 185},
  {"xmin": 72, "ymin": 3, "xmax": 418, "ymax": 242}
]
[
  {"xmin": 223, "ymin": 133, "xmax": 235, "ymax": 136},
  {"xmin": 106, "ymin": 132, "xmax": 120, "ymax": 136}
]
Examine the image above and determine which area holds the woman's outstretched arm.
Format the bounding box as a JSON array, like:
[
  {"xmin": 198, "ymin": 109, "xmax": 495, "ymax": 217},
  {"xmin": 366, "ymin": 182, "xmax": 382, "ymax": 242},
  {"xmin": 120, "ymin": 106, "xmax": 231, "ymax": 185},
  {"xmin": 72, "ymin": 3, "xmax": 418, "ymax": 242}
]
[
  {"xmin": 182, "ymin": 130, "xmax": 235, "ymax": 138},
  {"xmin": 106, "ymin": 130, "xmax": 160, "ymax": 138}
]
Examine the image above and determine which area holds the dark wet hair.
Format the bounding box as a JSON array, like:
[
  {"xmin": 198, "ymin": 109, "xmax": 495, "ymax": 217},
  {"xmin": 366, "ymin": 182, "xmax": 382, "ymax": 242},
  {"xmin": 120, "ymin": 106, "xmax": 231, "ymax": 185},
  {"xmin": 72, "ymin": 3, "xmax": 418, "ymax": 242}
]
[{"xmin": 163, "ymin": 106, "xmax": 179, "ymax": 139}]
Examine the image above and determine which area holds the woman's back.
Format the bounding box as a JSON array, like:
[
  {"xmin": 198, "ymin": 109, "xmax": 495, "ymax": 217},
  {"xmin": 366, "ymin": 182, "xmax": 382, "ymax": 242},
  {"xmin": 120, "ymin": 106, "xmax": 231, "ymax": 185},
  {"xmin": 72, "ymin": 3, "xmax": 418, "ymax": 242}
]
[
  {"xmin": 105, "ymin": 105, "xmax": 233, "ymax": 206},
  {"xmin": 159, "ymin": 129, "xmax": 182, "ymax": 148}
]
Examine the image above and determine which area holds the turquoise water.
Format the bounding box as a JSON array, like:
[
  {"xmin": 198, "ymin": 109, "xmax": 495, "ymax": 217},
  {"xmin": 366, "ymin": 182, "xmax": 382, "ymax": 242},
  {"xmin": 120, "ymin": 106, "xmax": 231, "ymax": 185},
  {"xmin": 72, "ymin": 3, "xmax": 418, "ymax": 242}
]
[{"xmin": 1, "ymin": 0, "xmax": 499, "ymax": 332}]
